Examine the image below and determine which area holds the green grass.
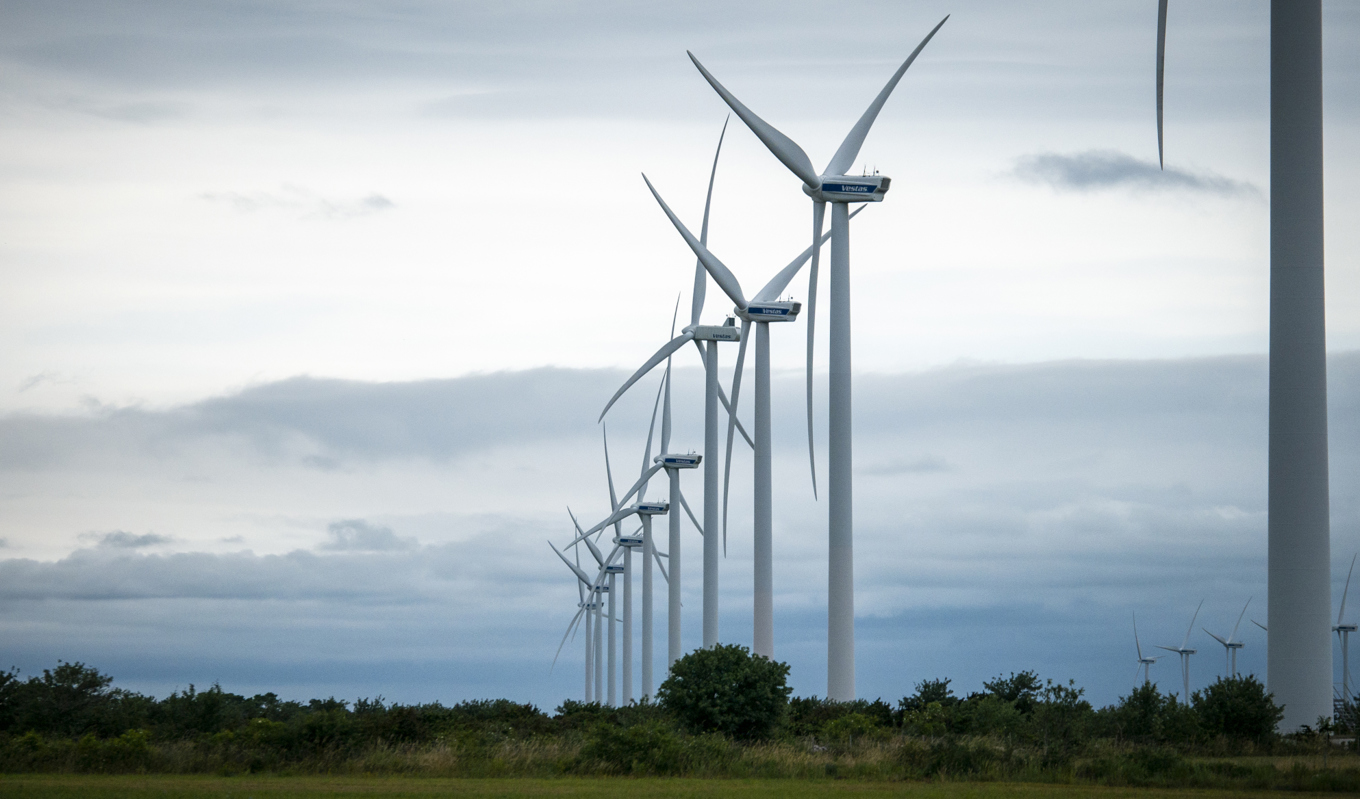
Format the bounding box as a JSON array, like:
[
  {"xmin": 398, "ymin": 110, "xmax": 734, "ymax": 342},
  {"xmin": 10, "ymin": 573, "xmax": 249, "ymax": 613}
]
[{"xmin": 0, "ymin": 776, "xmax": 1347, "ymax": 799}]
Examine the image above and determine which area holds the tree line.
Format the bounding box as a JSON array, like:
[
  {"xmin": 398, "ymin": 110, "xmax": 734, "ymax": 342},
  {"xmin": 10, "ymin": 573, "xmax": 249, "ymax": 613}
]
[{"xmin": 0, "ymin": 647, "xmax": 1355, "ymax": 789}]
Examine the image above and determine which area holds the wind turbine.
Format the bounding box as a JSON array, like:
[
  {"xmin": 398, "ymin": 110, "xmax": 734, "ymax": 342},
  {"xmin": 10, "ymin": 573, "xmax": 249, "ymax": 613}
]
[
  {"xmin": 1335, "ymin": 554, "xmax": 1357, "ymax": 707},
  {"xmin": 687, "ymin": 16, "xmax": 949, "ymax": 699},
  {"xmin": 1133, "ymin": 613, "xmax": 1162, "ymax": 685},
  {"xmin": 1157, "ymin": 599, "xmax": 1204, "ymax": 703},
  {"xmin": 549, "ymin": 540, "xmax": 610, "ymax": 702},
  {"xmin": 1158, "ymin": 0, "xmax": 1332, "ymax": 730},
  {"xmin": 642, "ymin": 175, "xmax": 862, "ymax": 658},
  {"xmin": 1203, "ymin": 598, "xmax": 1251, "ymax": 678}
]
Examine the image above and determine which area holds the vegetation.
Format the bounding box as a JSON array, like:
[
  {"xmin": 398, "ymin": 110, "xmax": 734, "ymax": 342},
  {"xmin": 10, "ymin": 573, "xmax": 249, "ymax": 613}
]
[{"xmin": 0, "ymin": 658, "xmax": 1357, "ymax": 792}]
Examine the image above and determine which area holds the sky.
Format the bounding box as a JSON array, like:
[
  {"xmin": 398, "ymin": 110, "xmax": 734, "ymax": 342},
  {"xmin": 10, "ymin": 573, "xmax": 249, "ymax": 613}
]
[{"xmin": 1, "ymin": 0, "xmax": 1359, "ymax": 711}]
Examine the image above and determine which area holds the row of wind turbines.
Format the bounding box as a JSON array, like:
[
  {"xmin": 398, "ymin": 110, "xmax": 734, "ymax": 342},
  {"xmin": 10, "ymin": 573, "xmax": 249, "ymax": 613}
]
[
  {"xmin": 545, "ymin": 17, "xmax": 952, "ymax": 705},
  {"xmin": 1135, "ymin": 554, "xmax": 1360, "ymax": 710}
]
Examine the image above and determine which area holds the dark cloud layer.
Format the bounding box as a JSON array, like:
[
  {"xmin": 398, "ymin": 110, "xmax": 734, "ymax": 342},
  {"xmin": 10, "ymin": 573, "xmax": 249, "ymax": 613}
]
[
  {"xmin": 0, "ymin": 354, "xmax": 1356, "ymax": 707},
  {"xmin": 1013, "ymin": 150, "xmax": 1259, "ymax": 197}
]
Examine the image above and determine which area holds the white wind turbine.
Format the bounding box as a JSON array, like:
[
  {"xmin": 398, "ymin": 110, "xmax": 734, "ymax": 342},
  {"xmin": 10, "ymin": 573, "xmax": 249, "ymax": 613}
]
[
  {"xmin": 1133, "ymin": 613, "xmax": 1162, "ymax": 685},
  {"xmin": 597, "ymin": 122, "xmax": 745, "ymax": 654},
  {"xmin": 1203, "ymin": 598, "xmax": 1252, "ymax": 678},
  {"xmin": 686, "ymin": 16, "xmax": 949, "ymax": 699},
  {"xmin": 641, "ymin": 174, "xmax": 861, "ymax": 659},
  {"xmin": 1335, "ymin": 554, "xmax": 1357, "ymax": 707},
  {"xmin": 549, "ymin": 540, "xmax": 609, "ymax": 702},
  {"xmin": 1157, "ymin": 599, "xmax": 1204, "ymax": 703}
]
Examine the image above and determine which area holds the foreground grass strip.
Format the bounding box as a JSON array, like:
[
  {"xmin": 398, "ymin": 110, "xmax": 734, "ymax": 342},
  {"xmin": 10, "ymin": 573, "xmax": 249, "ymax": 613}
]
[{"xmin": 0, "ymin": 776, "xmax": 1347, "ymax": 799}]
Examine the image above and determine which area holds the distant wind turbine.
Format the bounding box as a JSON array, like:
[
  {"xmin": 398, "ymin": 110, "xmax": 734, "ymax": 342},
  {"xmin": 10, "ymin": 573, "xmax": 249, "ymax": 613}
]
[
  {"xmin": 1335, "ymin": 554, "xmax": 1358, "ymax": 706},
  {"xmin": 1203, "ymin": 598, "xmax": 1251, "ymax": 677},
  {"xmin": 1133, "ymin": 613, "xmax": 1163, "ymax": 685},
  {"xmin": 1157, "ymin": 599, "xmax": 1204, "ymax": 703}
]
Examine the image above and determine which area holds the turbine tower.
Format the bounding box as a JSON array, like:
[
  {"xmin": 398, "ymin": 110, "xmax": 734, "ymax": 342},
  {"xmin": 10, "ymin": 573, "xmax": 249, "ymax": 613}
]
[
  {"xmin": 1203, "ymin": 598, "xmax": 1252, "ymax": 678},
  {"xmin": 687, "ymin": 16, "xmax": 948, "ymax": 698},
  {"xmin": 1157, "ymin": 599, "xmax": 1204, "ymax": 703},
  {"xmin": 642, "ymin": 175, "xmax": 860, "ymax": 658},
  {"xmin": 1133, "ymin": 613, "xmax": 1162, "ymax": 684},
  {"xmin": 1158, "ymin": 0, "xmax": 1332, "ymax": 730}
]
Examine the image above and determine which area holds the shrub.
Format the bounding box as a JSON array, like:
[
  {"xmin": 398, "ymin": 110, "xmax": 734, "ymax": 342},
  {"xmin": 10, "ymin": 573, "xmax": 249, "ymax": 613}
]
[
  {"xmin": 578, "ymin": 720, "xmax": 683, "ymax": 775},
  {"xmin": 656, "ymin": 644, "xmax": 791, "ymax": 740},
  {"xmin": 1193, "ymin": 675, "xmax": 1282, "ymax": 744}
]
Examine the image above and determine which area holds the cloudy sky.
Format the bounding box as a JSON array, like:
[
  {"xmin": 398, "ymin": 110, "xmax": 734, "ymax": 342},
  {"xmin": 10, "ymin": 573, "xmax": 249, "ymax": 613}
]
[{"xmin": 1, "ymin": 1, "xmax": 1359, "ymax": 710}]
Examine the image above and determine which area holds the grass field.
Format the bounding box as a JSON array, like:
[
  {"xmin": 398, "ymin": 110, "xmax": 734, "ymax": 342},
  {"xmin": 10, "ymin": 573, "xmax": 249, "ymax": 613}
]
[{"xmin": 0, "ymin": 776, "xmax": 1348, "ymax": 799}]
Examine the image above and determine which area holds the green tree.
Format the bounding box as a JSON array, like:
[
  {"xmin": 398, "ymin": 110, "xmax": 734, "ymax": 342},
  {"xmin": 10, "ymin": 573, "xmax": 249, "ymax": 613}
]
[
  {"xmin": 1193, "ymin": 675, "xmax": 1282, "ymax": 744},
  {"xmin": 656, "ymin": 644, "xmax": 791, "ymax": 740}
]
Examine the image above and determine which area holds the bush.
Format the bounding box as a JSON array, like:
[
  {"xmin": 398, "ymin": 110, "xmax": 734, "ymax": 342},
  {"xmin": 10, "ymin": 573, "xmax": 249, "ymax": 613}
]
[
  {"xmin": 578, "ymin": 719, "xmax": 683, "ymax": 774},
  {"xmin": 656, "ymin": 644, "xmax": 791, "ymax": 740},
  {"xmin": 1194, "ymin": 675, "xmax": 1282, "ymax": 744}
]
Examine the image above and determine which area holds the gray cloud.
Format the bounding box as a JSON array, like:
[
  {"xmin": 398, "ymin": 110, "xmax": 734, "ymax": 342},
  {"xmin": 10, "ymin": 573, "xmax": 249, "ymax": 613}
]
[
  {"xmin": 320, "ymin": 519, "xmax": 414, "ymax": 552},
  {"xmin": 79, "ymin": 530, "xmax": 171, "ymax": 549},
  {"xmin": 199, "ymin": 186, "xmax": 395, "ymax": 220},
  {"xmin": 1012, "ymin": 150, "xmax": 1260, "ymax": 197},
  {"xmin": 0, "ymin": 354, "xmax": 1356, "ymax": 707}
]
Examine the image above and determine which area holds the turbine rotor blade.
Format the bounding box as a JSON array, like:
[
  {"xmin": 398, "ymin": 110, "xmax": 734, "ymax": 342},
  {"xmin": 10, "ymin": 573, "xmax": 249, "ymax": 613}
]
[
  {"xmin": 824, "ymin": 15, "xmax": 950, "ymax": 176},
  {"xmin": 642, "ymin": 174, "xmax": 747, "ymax": 309},
  {"xmin": 640, "ymin": 369, "xmax": 666, "ymax": 499},
  {"xmin": 687, "ymin": 52, "xmax": 820, "ymax": 189},
  {"xmin": 805, "ymin": 201, "xmax": 825, "ymax": 499},
  {"xmin": 599, "ymin": 331, "xmax": 696, "ymax": 422},
  {"xmin": 722, "ymin": 318, "xmax": 751, "ymax": 554},
  {"xmin": 1341, "ymin": 553, "xmax": 1357, "ymax": 624},
  {"xmin": 550, "ymin": 540, "xmax": 594, "ymax": 586},
  {"xmin": 1156, "ymin": 0, "xmax": 1168, "ymax": 169},
  {"xmin": 552, "ymin": 606, "xmax": 587, "ymax": 673},
  {"xmin": 676, "ymin": 487, "xmax": 703, "ymax": 537},
  {"xmin": 754, "ymin": 206, "xmax": 863, "ymax": 303},
  {"xmin": 693, "ymin": 116, "xmax": 728, "ymax": 327},
  {"xmin": 1204, "ymin": 628, "xmax": 1228, "ymax": 647},
  {"xmin": 1133, "ymin": 612, "xmax": 1144, "ymax": 660},
  {"xmin": 1183, "ymin": 599, "xmax": 1204, "ymax": 651},
  {"xmin": 691, "ymin": 340, "xmax": 754, "ymax": 449},
  {"xmin": 1230, "ymin": 597, "xmax": 1250, "ymax": 643}
]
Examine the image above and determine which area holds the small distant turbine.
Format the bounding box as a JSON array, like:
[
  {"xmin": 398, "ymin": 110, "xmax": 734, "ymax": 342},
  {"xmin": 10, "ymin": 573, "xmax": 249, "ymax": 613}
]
[
  {"xmin": 1157, "ymin": 599, "xmax": 1204, "ymax": 703},
  {"xmin": 1335, "ymin": 554, "xmax": 1358, "ymax": 706},
  {"xmin": 1203, "ymin": 598, "xmax": 1251, "ymax": 677},
  {"xmin": 1133, "ymin": 613, "xmax": 1163, "ymax": 685}
]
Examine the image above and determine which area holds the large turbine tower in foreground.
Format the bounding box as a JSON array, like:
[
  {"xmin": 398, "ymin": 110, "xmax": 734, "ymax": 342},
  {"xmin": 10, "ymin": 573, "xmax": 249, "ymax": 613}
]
[
  {"xmin": 688, "ymin": 16, "xmax": 948, "ymax": 699},
  {"xmin": 1158, "ymin": 0, "xmax": 1332, "ymax": 730}
]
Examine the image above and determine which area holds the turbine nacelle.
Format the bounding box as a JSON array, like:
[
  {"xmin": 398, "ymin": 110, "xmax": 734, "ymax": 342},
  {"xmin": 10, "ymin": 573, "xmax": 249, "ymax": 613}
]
[
  {"xmin": 634, "ymin": 500, "xmax": 669, "ymax": 516},
  {"xmin": 689, "ymin": 323, "xmax": 741, "ymax": 342},
  {"xmin": 654, "ymin": 453, "xmax": 701, "ymax": 469},
  {"xmin": 738, "ymin": 301, "xmax": 801, "ymax": 323},
  {"xmin": 802, "ymin": 175, "xmax": 891, "ymax": 204},
  {"xmin": 604, "ymin": 564, "xmax": 625, "ymax": 574},
  {"xmin": 615, "ymin": 534, "xmax": 645, "ymax": 547},
  {"xmin": 1336, "ymin": 623, "xmax": 1359, "ymax": 633}
]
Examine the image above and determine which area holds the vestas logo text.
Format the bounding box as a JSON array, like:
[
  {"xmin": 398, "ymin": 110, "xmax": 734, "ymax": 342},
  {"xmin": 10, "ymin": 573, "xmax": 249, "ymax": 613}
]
[{"xmin": 823, "ymin": 183, "xmax": 873, "ymax": 193}]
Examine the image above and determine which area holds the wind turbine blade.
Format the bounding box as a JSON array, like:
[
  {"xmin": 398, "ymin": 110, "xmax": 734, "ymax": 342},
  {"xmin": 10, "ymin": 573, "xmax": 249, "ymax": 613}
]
[
  {"xmin": 824, "ymin": 15, "xmax": 950, "ymax": 176},
  {"xmin": 603, "ymin": 425, "xmax": 619, "ymax": 511},
  {"xmin": 676, "ymin": 487, "xmax": 703, "ymax": 537},
  {"xmin": 1154, "ymin": 645, "xmax": 1180, "ymax": 654},
  {"xmin": 550, "ymin": 541, "xmax": 594, "ymax": 586},
  {"xmin": 583, "ymin": 535, "xmax": 606, "ymax": 568},
  {"xmin": 1230, "ymin": 597, "xmax": 1250, "ymax": 643},
  {"xmin": 1133, "ymin": 663, "xmax": 1144, "ymax": 684},
  {"xmin": 805, "ymin": 201, "xmax": 825, "ymax": 499},
  {"xmin": 653, "ymin": 548, "xmax": 669, "ymax": 583},
  {"xmin": 1203, "ymin": 628, "xmax": 1228, "ymax": 647},
  {"xmin": 639, "ymin": 369, "xmax": 665, "ymax": 500},
  {"xmin": 613, "ymin": 462, "xmax": 666, "ymax": 512},
  {"xmin": 1156, "ymin": 0, "xmax": 1168, "ymax": 169},
  {"xmin": 642, "ymin": 174, "xmax": 747, "ymax": 310},
  {"xmin": 1340, "ymin": 554, "xmax": 1357, "ymax": 625},
  {"xmin": 662, "ymin": 353, "xmax": 673, "ymax": 454},
  {"xmin": 692, "ymin": 337, "xmax": 754, "ymax": 448},
  {"xmin": 1182, "ymin": 599, "xmax": 1204, "ymax": 651},
  {"xmin": 692, "ymin": 116, "xmax": 729, "ymax": 327},
  {"xmin": 687, "ymin": 52, "xmax": 820, "ymax": 189},
  {"xmin": 599, "ymin": 331, "xmax": 696, "ymax": 422},
  {"xmin": 552, "ymin": 606, "xmax": 587, "ymax": 673},
  {"xmin": 1133, "ymin": 612, "xmax": 1144, "ymax": 660},
  {"xmin": 753, "ymin": 206, "xmax": 863, "ymax": 303},
  {"xmin": 1252, "ymin": 619, "xmax": 1268, "ymax": 633},
  {"xmin": 722, "ymin": 318, "xmax": 751, "ymax": 555}
]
